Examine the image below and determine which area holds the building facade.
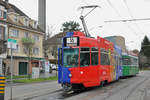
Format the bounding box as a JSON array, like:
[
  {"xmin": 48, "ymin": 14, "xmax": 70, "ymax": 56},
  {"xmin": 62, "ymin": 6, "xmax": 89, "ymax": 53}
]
[
  {"xmin": 0, "ymin": 1, "xmax": 7, "ymax": 57},
  {"xmin": 0, "ymin": 1, "xmax": 44, "ymax": 76},
  {"xmin": 104, "ymin": 36, "xmax": 127, "ymax": 53},
  {"xmin": 43, "ymin": 32, "xmax": 66, "ymax": 63}
]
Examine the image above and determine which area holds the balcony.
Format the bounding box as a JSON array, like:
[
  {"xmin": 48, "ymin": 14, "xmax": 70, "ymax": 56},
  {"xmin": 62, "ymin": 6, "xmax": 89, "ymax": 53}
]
[{"xmin": 22, "ymin": 37, "xmax": 35, "ymax": 45}]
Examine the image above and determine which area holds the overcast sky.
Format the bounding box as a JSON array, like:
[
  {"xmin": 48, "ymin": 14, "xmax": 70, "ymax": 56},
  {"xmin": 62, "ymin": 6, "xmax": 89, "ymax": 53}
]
[{"xmin": 9, "ymin": 0, "xmax": 150, "ymax": 51}]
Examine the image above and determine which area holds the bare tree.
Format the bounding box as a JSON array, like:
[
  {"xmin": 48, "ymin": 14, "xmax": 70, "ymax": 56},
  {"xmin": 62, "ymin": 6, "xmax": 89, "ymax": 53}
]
[{"xmin": 45, "ymin": 25, "xmax": 55, "ymax": 40}]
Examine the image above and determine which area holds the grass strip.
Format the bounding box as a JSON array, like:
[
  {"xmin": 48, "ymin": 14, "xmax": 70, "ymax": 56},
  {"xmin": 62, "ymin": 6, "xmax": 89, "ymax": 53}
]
[
  {"xmin": 6, "ymin": 75, "xmax": 28, "ymax": 79},
  {"xmin": 13, "ymin": 76, "xmax": 58, "ymax": 83}
]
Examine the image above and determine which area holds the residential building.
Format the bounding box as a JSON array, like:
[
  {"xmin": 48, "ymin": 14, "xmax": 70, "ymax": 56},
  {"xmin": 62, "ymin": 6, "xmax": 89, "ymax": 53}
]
[
  {"xmin": 0, "ymin": 1, "xmax": 7, "ymax": 57},
  {"xmin": 0, "ymin": 1, "xmax": 8, "ymax": 76},
  {"xmin": 0, "ymin": 1, "xmax": 44, "ymax": 76},
  {"xmin": 104, "ymin": 36, "xmax": 127, "ymax": 53},
  {"xmin": 43, "ymin": 32, "xmax": 66, "ymax": 63}
]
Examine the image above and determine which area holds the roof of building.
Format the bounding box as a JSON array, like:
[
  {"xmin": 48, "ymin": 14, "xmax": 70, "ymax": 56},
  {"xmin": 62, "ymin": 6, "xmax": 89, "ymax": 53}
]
[
  {"xmin": 7, "ymin": 16, "xmax": 44, "ymax": 34},
  {"xmin": 0, "ymin": 0, "xmax": 44, "ymax": 33},
  {"xmin": 0, "ymin": 1, "xmax": 28, "ymax": 17},
  {"xmin": 7, "ymin": 3, "xmax": 28, "ymax": 17},
  {"xmin": 0, "ymin": 0, "xmax": 7, "ymax": 7},
  {"xmin": 43, "ymin": 32, "xmax": 66, "ymax": 46}
]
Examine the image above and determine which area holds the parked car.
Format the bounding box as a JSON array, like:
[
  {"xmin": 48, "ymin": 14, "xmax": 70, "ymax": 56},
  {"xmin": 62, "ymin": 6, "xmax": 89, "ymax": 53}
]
[{"xmin": 50, "ymin": 64, "xmax": 57, "ymax": 70}]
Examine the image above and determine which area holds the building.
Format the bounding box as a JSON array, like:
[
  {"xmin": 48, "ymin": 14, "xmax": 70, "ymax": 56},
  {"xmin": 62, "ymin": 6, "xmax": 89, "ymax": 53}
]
[
  {"xmin": 0, "ymin": 0, "xmax": 44, "ymax": 76},
  {"xmin": 104, "ymin": 36, "xmax": 127, "ymax": 53},
  {"xmin": 0, "ymin": 1, "xmax": 7, "ymax": 57},
  {"xmin": 43, "ymin": 32, "xmax": 66, "ymax": 63}
]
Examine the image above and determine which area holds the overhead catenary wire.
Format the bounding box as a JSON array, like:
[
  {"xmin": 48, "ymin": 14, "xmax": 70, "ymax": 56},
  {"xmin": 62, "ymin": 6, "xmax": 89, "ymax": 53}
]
[
  {"xmin": 122, "ymin": 0, "xmax": 144, "ymax": 37},
  {"xmin": 106, "ymin": 0, "xmax": 123, "ymax": 19},
  {"xmin": 105, "ymin": 18, "xmax": 150, "ymax": 22},
  {"xmin": 105, "ymin": 0, "xmax": 141, "ymax": 39}
]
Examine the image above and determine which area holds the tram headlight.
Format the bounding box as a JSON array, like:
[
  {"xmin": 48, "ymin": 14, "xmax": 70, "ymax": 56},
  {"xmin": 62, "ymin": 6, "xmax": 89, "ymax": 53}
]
[{"xmin": 69, "ymin": 74, "xmax": 72, "ymax": 78}]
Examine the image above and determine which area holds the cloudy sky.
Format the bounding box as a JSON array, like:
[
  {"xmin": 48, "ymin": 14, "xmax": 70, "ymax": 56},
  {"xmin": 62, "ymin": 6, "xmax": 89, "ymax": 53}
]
[{"xmin": 9, "ymin": 0, "xmax": 150, "ymax": 51}]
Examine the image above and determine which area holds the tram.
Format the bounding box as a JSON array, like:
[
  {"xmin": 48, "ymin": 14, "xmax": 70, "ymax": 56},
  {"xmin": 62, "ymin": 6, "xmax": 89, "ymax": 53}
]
[
  {"xmin": 122, "ymin": 53, "xmax": 139, "ymax": 76},
  {"xmin": 58, "ymin": 31, "xmax": 123, "ymax": 91}
]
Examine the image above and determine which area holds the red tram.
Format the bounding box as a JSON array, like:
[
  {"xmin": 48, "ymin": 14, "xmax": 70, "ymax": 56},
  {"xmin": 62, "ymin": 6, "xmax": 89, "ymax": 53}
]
[{"xmin": 58, "ymin": 31, "xmax": 118, "ymax": 91}]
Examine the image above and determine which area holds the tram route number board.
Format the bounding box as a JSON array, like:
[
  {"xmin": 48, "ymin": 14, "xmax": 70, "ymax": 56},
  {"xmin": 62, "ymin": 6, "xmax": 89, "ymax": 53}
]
[{"xmin": 66, "ymin": 37, "xmax": 78, "ymax": 47}]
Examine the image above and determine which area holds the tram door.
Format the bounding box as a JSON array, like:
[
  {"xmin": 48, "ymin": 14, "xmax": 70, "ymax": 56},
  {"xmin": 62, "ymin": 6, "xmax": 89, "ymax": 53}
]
[
  {"xmin": 80, "ymin": 47, "xmax": 99, "ymax": 86},
  {"xmin": 58, "ymin": 48, "xmax": 62, "ymax": 83}
]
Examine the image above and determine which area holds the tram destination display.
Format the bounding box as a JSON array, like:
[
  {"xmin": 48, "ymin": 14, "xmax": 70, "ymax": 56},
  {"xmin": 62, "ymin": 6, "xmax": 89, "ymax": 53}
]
[{"xmin": 64, "ymin": 37, "xmax": 79, "ymax": 47}]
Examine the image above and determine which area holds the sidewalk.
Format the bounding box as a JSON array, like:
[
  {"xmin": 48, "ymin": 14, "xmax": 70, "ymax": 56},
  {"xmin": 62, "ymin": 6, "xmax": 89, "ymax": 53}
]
[
  {"xmin": 6, "ymin": 71, "xmax": 57, "ymax": 82},
  {"xmin": 5, "ymin": 80, "xmax": 61, "ymax": 100}
]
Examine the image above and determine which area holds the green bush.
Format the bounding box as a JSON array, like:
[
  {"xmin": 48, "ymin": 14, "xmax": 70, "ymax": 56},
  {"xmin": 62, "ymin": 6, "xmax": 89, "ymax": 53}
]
[{"xmin": 22, "ymin": 37, "xmax": 35, "ymax": 44}]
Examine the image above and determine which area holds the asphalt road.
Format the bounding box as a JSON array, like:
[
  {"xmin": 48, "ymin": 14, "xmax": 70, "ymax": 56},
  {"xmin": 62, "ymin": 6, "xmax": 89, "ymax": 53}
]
[{"xmin": 5, "ymin": 71, "xmax": 150, "ymax": 100}]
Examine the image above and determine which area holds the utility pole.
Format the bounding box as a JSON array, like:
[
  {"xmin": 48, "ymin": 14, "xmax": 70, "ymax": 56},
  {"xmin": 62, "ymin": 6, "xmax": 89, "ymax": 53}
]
[
  {"xmin": 10, "ymin": 42, "xmax": 13, "ymax": 100},
  {"xmin": 79, "ymin": 5, "xmax": 100, "ymax": 37},
  {"xmin": 8, "ymin": 38, "xmax": 17, "ymax": 100}
]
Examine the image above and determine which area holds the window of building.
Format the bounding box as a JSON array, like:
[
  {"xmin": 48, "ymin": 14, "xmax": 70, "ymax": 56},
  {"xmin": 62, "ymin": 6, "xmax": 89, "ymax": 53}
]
[
  {"xmin": 0, "ymin": 26, "xmax": 4, "ymax": 40},
  {"xmin": 23, "ymin": 46, "xmax": 28, "ymax": 54},
  {"xmin": 0, "ymin": 27, "xmax": 2, "ymax": 39},
  {"xmin": 24, "ymin": 18, "xmax": 29, "ymax": 26},
  {"xmin": 3, "ymin": 12, "xmax": 6, "ymax": 19},
  {"xmin": 0, "ymin": 26, "xmax": 6, "ymax": 40},
  {"xmin": 100, "ymin": 48, "xmax": 110, "ymax": 65},
  {"xmin": 0, "ymin": 10, "xmax": 3, "ymax": 18},
  {"xmin": 33, "ymin": 21, "xmax": 37, "ymax": 28},
  {"xmin": 33, "ymin": 34, "xmax": 39, "ymax": 42},
  {"xmin": 13, "ymin": 44, "xmax": 19, "ymax": 53},
  {"xmin": 24, "ymin": 32, "xmax": 29, "ymax": 38},
  {"xmin": 11, "ymin": 29, "xmax": 19, "ymax": 38},
  {"xmin": 80, "ymin": 47, "xmax": 90, "ymax": 67},
  {"xmin": 33, "ymin": 48, "xmax": 39, "ymax": 55},
  {"xmin": 91, "ymin": 47, "xmax": 98, "ymax": 65},
  {"xmin": 14, "ymin": 15, "xmax": 18, "ymax": 22}
]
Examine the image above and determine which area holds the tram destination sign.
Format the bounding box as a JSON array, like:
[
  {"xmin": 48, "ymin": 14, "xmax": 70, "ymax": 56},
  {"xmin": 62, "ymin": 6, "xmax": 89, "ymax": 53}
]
[{"xmin": 64, "ymin": 37, "xmax": 79, "ymax": 47}]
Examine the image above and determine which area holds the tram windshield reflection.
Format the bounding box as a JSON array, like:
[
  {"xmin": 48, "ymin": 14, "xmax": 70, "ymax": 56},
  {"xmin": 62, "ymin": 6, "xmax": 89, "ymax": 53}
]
[{"xmin": 63, "ymin": 48, "xmax": 79, "ymax": 67}]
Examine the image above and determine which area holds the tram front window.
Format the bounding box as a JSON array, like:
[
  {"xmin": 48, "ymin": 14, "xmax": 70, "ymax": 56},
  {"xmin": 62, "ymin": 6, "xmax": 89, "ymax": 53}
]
[{"xmin": 63, "ymin": 48, "xmax": 79, "ymax": 67}]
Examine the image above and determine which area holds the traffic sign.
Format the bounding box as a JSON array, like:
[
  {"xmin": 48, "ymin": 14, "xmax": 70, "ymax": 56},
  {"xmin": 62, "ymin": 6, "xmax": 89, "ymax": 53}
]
[{"xmin": 7, "ymin": 38, "xmax": 17, "ymax": 49}]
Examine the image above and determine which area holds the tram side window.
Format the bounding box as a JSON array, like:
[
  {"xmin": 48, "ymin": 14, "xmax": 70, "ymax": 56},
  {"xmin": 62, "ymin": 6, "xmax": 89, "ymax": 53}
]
[
  {"xmin": 119, "ymin": 56, "xmax": 122, "ymax": 66},
  {"xmin": 100, "ymin": 49, "xmax": 110, "ymax": 65},
  {"xmin": 80, "ymin": 48, "xmax": 90, "ymax": 67},
  {"xmin": 132, "ymin": 58, "xmax": 138, "ymax": 65},
  {"xmin": 122, "ymin": 57, "xmax": 131, "ymax": 65},
  {"xmin": 91, "ymin": 48, "xmax": 98, "ymax": 65}
]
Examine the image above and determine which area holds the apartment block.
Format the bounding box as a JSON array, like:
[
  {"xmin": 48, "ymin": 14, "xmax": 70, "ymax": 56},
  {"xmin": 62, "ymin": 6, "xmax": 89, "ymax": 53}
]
[{"xmin": 0, "ymin": 1, "xmax": 44, "ymax": 76}]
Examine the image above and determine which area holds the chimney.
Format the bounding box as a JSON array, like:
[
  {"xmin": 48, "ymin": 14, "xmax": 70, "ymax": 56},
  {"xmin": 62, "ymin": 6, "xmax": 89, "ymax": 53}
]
[{"xmin": 38, "ymin": 0, "xmax": 46, "ymax": 33}]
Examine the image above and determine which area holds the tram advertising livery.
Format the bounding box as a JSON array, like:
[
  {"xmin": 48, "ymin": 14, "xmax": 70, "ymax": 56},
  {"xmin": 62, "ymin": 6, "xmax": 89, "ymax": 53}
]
[{"xmin": 58, "ymin": 31, "xmax": 139, "ymax": 92}]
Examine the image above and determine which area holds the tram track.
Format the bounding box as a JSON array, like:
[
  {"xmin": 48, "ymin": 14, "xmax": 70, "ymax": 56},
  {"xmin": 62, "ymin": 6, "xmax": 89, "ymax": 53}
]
[
  {"xmin": 124, "ymin": 78, "xmax": 148, "ymax": 100},
  {"xmin": 101, "ymin": 76, "xmax": 148, "ymax": 100},
  {"xmin": 23, "ymin": 89, "xmax": 63, "ymax": 100},
  {"xmin": 24, "ymin": 73, "xmax": 150, "ymax": 100}
]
